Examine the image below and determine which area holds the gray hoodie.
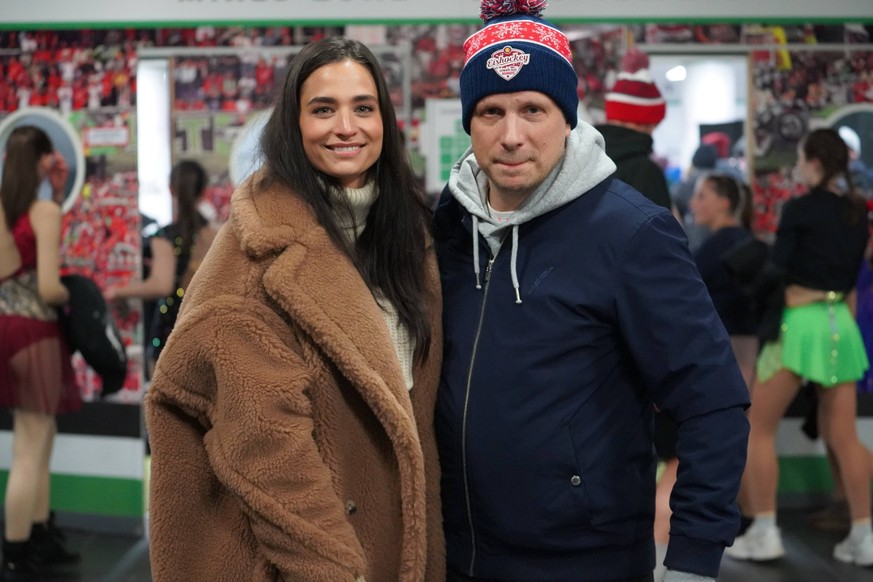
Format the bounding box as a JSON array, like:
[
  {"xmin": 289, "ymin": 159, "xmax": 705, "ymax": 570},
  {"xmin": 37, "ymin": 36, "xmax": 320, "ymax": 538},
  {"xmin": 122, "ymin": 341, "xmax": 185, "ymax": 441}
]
[{"xmin": 447, "ymin": 121, "xmax": 617, "ymax": 302}]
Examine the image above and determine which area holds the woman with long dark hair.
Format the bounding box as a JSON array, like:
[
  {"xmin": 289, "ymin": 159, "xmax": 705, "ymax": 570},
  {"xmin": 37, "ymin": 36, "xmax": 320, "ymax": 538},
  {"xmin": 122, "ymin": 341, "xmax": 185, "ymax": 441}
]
[
  {"xmin": 727, "ymin": 128, "xmax": 873, "ymax": 566},
  {"xmin": 0, "ymin": 126, "xmax": 81, "ymax": 579},
  {"xmin": 105, "ymin": 160, "xmax": 218, "ymax": 377},
  {"xmin": 145, "ymin": 38, "xmax": 443, "ymax": 581}
]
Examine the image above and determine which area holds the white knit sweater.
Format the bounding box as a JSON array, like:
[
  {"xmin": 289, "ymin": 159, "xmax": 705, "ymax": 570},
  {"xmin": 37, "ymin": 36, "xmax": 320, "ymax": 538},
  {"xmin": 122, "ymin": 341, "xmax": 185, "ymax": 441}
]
[{"xmin": 333, "ymin": 181, "xmax": 416, "ymax": 391}]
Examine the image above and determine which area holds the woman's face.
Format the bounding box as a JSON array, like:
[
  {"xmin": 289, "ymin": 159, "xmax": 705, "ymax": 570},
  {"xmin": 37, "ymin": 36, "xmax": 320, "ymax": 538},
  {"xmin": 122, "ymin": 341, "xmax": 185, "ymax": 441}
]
[
  {"xmin": 298, "ymin": 59, "xmax": 383, "ymax": 189},
  {"xmin": 690, "ymin": 178, "xmax": 729, "ymax": 229}
]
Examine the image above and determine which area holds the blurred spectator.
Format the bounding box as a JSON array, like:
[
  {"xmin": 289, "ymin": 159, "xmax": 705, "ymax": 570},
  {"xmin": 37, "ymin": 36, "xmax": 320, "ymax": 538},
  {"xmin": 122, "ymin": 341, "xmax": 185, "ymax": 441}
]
[
  {"xmin": 596, "ymin": 48, "xmax": 674, "ymax": 211},
  {"xmin": 104, "ymin": 161, "xmax": 218, "ymax": 378},
  {"xmin": 838, "ymin": 125, "xmax": 873, "ymax": 198},
  {"xmin": 0, "ymin": 126, "xmax": 81, "ymax": 578},
  {"xmin": 673, "ymin": 144, "xmax": 718, "ymax": 251}
]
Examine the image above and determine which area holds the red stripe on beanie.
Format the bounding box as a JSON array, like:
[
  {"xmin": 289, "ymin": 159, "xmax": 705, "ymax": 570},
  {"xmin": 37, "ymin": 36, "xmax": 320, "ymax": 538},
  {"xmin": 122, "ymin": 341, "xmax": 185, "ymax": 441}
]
[
  {"xmin": 604, "ymin": 99, "xmax": 666, "ymax": 125},
  {"xmin": 609, "ymin": 78, "xmax": 664, "ymax": 102}
]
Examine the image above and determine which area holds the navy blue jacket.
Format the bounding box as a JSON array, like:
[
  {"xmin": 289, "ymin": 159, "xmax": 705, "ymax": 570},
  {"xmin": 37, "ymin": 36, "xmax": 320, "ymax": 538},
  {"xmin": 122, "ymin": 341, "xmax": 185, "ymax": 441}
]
[{"xmin": 434, "ymin": 177, "xmax": 750, "ymax": 581}]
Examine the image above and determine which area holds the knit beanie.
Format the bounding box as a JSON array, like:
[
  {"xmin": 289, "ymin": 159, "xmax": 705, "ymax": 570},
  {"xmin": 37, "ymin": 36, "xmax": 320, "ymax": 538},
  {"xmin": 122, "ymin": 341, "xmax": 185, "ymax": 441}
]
[
  {"xmin": 701, "ymin": 131, "xmax": 731, "ymax": 159},
  {"xmin": 691, "ymin": 144, "xmax": 718, "ymax": 169},
  {"xmin": 604, "ymin": 49, "xmax": 666, "ymax": 126},
  {"xmin": 459, "ymin": 0, "xmax": 578, "ymax": 134}
]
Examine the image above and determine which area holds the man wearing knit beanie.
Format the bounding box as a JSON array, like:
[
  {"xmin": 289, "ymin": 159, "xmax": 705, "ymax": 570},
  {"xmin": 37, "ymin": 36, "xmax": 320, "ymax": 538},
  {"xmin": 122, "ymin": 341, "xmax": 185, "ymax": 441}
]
[
  {"xmin": 435, "ymin": 2, "xmax": 750, "ymax": 582},
  {"xmin": 596, "ymin": 48, "xmax": 674, "ymax": 211}
]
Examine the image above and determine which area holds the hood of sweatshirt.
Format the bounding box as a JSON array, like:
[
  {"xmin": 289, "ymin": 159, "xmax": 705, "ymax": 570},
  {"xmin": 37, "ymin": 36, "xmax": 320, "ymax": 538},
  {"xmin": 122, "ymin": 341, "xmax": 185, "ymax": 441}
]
[{"xmin": 447, "ymin": 121, "xmax": 616, "ymax": 302}]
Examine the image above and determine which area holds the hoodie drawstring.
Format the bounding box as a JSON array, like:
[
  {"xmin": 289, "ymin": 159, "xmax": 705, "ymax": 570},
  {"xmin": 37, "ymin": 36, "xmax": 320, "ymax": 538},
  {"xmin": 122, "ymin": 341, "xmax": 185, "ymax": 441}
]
[
  {"xmin": 510, "ymin": 225, "xmax": 522, "ymax": 304},
  {"xmin": 469, "ymin": 217, "xmax": 522, "ymax": 304},
  {"xmin": 472, "ymin": 215, "xmax": 482, "ymax": 289}
]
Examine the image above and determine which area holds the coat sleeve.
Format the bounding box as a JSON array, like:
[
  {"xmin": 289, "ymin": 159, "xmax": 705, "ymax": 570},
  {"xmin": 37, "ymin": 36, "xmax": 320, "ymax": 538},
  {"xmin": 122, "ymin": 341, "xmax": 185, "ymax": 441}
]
[
  {"xmin": 613, "ymin": 211, "xmax": 750, "ymax": 578},
  {"xmin": 146, "ymin": 297, "xmax": 368, "ymax": 582}
]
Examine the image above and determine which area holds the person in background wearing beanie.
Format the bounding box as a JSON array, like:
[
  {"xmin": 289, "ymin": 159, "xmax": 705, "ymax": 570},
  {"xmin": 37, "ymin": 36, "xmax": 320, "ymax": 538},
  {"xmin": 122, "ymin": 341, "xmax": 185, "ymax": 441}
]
[
  {"xmin": 596, "ymin": 48, "xmax": 673, "ymax": 211},
  {"xmin": 434, "ymin": 1, "xmax": 750, "ymax": 581}
]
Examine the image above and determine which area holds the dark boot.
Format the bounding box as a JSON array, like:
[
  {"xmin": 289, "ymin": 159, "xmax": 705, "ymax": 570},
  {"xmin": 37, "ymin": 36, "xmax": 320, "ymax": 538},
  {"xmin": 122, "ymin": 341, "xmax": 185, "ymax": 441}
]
[
  {"xmin": 1, "ymin": 540, "xmax": 38, "ymax": 582},
  {"xmin": 46, "ymin": 512, "xmax": 65, "ymax": 544},
  {"xmin": 29, "ymin": 522, "xmax": 80, "ymax": 568}
]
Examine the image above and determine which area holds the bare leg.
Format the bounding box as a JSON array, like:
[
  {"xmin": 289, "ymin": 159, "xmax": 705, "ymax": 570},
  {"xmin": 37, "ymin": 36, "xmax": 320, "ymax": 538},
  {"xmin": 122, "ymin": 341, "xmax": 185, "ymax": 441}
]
[
  {"xmin": 731, "ymin": 335, "xmax": 758, "ymax": 516},
  {"xmin": 817, "ymin": 383, "xmax": 872, "ymax": 521},
  {"xmin": 4, "ymin": 410, "xmax": 56, "ymax": 541},
  {"xmin": 731, "ymin": 335, "xmax": 758, "ymax": 395},
  {"xmin": 816, "ymin": 408, "xmax": 847, "ymax": 502},
  {"xmin": 741, "ymin": 368, "xmax": 802, "ymax": 515},
  {"xmin": 33, "ymin": 418, "xmax": 56, "ymax": 524},
  {"xmin": 654, "ymin": 457, "xmax": 679, "ymax": 544}
]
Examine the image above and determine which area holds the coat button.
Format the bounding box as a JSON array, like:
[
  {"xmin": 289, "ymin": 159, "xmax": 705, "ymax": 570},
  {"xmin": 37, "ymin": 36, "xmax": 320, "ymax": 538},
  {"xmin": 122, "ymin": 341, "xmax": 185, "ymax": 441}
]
[
  {"xmin": 345, "ymin": 500, "xmax": 357, "ymax": 515},
  {"xmin": 570, "ymin": 475, "xmax": 581, "ymax": 486}
]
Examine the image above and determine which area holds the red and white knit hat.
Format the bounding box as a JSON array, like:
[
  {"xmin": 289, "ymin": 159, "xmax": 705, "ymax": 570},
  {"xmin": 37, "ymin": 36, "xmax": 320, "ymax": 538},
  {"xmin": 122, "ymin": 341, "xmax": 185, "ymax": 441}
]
[{"xmin": 604, "ymin": 49, "xmax": 666, "ymax": 125}]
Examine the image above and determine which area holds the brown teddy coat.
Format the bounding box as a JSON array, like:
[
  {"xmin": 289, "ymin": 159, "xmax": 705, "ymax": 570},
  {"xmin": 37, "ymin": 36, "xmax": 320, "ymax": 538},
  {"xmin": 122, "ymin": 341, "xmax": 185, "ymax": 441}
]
[{"xmin": 145, "ymin": 175, "xmax": 444, "ymax": 582}]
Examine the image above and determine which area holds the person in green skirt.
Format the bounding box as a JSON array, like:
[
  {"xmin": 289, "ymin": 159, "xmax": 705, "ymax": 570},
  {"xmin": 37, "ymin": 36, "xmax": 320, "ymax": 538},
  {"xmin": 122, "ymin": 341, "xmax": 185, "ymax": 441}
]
[{"xmin": 726, "ymin": 128, "xmax": 873, "ymax": 567}]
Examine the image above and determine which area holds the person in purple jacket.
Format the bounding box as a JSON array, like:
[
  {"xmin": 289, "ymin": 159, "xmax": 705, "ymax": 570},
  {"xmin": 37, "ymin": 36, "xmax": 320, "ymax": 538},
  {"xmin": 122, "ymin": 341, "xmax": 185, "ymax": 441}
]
[{"xmin": 434, "ymin": 2, "xmax": 750, "ymax": 581}]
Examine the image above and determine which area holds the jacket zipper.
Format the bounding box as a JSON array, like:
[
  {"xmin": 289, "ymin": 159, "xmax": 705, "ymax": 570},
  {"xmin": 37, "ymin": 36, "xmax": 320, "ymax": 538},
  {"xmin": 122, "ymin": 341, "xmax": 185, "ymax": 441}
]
[{"xmin": 462, "ymin": 253, "xmax": 496, "ymax": 576}]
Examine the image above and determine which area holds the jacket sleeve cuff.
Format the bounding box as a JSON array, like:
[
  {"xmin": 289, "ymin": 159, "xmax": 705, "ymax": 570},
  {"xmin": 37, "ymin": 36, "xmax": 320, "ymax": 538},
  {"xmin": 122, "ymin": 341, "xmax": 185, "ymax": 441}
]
[{"xmin": 664, "ymin": 535, "xmax": 725, "ymax": 578}]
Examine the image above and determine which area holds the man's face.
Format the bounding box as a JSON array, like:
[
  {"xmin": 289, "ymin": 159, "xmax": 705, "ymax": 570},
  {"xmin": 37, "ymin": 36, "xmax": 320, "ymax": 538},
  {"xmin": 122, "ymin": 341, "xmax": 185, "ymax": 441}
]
[{"xmin": 470, "ymin": 91, "xmax": 570, "ymax": 211}]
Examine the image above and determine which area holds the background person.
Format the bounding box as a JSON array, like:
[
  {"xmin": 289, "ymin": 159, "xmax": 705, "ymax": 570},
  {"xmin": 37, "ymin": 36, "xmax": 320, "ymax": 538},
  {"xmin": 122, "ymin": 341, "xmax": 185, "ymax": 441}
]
[
  {"xmin": 596, "ymin": 47, "xmax": 673, "ymax": 212},
  {"xmin": 838, "ymin": 125, "xmax": 872, "ymax": 198},
  {"xmin": 144, "ymin": 37, "xmax": 444, "ymax": 581},
  {"xmin": 689, "ymin": 174, "xmax": 759, "ymax": 388},
  {"xmin": 0, "ymin": 126, "xmax": 81, "ymax": 580},
  {"xmin": 653, "ymin": 174, "xmax": 760, "ymax": 565},
  {"xmin": 682, "ymin": 173, "xmax": 760, "ymax": 566},
  {"xmin": 672, "ymin": 144, "xmax": 718, "ymax": 251},
  {"xmin": 104, "ymin": 160, "xmax": 218, "ymax": 378},
  {"xmin": 727, "ymin": 128, "xmax": 873, "ymax": 567},
  {"xmin": 435, "ymin": 2, "xmax": 750, "ymax": 581}
]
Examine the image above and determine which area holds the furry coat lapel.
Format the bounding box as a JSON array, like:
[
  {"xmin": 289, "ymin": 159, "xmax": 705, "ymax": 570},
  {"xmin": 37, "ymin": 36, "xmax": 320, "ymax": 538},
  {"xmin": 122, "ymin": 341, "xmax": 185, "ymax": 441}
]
[{"xmin": 145, "ymin": 175, "xmax": 444, "ymax": 582}]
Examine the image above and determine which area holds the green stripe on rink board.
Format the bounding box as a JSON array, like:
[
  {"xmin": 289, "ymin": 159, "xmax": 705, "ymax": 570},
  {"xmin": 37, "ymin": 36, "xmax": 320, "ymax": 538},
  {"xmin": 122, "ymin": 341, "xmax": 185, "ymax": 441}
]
[
  {"xmin": 0, "ymin": 472, "xmax": 143, "ymax": 517},
  {"xmin": 777, "ymin": 456, "xmax": 835, "ymax": 494}
]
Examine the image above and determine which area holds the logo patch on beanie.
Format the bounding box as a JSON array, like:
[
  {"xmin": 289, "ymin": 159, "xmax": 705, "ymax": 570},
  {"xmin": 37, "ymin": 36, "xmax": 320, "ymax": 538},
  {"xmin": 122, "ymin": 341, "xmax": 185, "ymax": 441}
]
[{"xmin": 486, "ymin": 46, "xmax": 530, "ymax": 81}]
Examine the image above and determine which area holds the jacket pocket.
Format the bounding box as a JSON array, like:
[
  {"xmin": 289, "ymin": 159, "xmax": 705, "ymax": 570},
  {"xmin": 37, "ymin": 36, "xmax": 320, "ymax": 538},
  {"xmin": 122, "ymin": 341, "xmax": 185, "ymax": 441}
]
[{"xmin": 567, "ymin": 415, "xmax": 652, "ymax": 539}]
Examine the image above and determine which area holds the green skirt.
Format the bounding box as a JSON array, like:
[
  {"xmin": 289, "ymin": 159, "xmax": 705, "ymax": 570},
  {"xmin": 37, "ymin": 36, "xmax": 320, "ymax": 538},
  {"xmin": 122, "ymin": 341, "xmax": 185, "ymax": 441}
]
[{"xmin": 757, "ymin": 299, "xmax": 869, "ymax": 387}]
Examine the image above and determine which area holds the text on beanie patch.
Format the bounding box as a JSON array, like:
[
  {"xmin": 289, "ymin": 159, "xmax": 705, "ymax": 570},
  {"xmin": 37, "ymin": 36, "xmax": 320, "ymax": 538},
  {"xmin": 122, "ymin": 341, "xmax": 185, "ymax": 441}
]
[{"xmin": 487, "ymin": 46, "xmax": 531, "ymax": 81}]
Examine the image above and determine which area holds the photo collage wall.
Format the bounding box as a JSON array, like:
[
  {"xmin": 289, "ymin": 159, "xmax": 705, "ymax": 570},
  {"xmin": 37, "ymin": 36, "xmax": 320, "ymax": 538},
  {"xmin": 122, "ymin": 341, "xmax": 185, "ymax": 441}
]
[{"xmin": 1, "ymin": 23, "xmax": 872, "ymax": 400}]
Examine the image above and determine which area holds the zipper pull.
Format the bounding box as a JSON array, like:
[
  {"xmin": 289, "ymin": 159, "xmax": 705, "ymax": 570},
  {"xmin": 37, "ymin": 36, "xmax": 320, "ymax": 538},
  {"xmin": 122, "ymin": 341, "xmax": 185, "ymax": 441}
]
[{"xmin": 484, "ymin": 258, "xmax": 495, "ymax": 283}]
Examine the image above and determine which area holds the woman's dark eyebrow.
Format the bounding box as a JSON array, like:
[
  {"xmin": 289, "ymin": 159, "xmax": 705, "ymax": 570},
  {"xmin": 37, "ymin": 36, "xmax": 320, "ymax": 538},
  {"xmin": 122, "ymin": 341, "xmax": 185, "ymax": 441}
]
[{"xmin": 306, "ymin": 94, "xmax": 377, "ymax": 106}]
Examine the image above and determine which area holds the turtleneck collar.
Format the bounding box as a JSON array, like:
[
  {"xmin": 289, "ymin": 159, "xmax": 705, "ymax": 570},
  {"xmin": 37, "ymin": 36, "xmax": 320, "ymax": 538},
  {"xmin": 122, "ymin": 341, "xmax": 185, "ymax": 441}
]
[{"xmin": 332, "ymin": 180, "xmax": 378, "ymax": 242}]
